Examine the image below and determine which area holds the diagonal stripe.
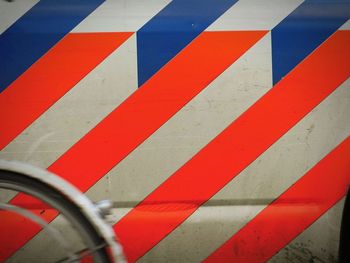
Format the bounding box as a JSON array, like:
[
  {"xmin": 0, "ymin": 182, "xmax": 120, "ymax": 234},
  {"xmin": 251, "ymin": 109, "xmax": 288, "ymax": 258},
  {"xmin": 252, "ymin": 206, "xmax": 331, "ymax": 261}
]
[
  {"xmin": 84, "ymin": 32, "xmax": 272, "ymax": 209},
  {"xmin": 0, "ymin": 31, "xmax": 266, "ymax": 262},
  {"xmin": 0, "ymin": 34, "xmax": 137, "ymax": 176},
  {"xmin": 137, "ymin": 0, "xmax": 237, "ymax": 86},
  {"xmin": 207, "ymin": 0, "xmax": 304, "ymax": 31},
  {"xmin": 340, "ymin": 19, "xmax": 350, "ymax": 29},
  {"xmin": 0, "ymin": 32, "xmax": 132, "ymax": 151},
  {"xmin": 0, "ymin": 0, "xmax": 39, "ymax": 34},
  {"xmin": 270, "ymin": 199, "xmax": 345, "ymax": 262},
  {"xmin": 72, "ymin": 0, "xmax": 171, "ymax": 33},
  {"xmin": 8, "ymin": 33, "xmax": 269, "ymax": 262},
  {"xmin": 140, "ymin": 76, "xmax": 350, "ymax": 263},
  {"xmin": 113, "ymin": 31, "xmax": 350, "ymax": 262},
  {"xmin": 272, "ymin": 0, "xmax": 350, "ymax": 84},
  {"xmin": 0, "ymin": 203, "xmax": 58, "ymax": 262},
  {"xmin": 0, "ymin": 0, "xmax": 105, "ymax": 93},
  {"xmin": 205, "ymin": 136, "xmax": 350, "ymax": 263},
  {"xmin": 48, "ymin": 31, "xmax": 266, "ymax": 193}
]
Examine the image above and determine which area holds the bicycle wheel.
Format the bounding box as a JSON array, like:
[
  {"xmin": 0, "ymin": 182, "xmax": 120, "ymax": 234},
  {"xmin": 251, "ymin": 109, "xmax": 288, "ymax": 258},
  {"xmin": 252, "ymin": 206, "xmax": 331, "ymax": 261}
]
[{"xmin": 0, "ymin": 160, "xmax": 125, "ymax": 263}]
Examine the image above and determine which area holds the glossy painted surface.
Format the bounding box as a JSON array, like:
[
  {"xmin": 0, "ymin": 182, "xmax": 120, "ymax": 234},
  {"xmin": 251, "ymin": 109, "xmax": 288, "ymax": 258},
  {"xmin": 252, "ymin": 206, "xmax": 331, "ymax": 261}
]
[
  {"xmin": 1, "ymin": 31, "xmax": 266, "ymax": 260},
  {"xmin": 0, "ymin": 32, "xmax": 132, "ymax": 150},
  {"xmin": 0, "ymin": 0, "xmax": 104, "ymax": 92},
  {"xmin": 115, "ymin": 30, "xmax": 350, "ymax": 262},
  {"xmin": 271, "ymin": 0, "xmax": 350, "ymax": 84},
  {"xmin": 136, "ymin": 0, "xmax": 237, "ymax": 86},
  {"xmin": 0, "ymin": 0, "xmax": 349, "ymax": 262},
  {"xmin": 206, "ymin": 136, "xmax": 350, "ymax": 262}
]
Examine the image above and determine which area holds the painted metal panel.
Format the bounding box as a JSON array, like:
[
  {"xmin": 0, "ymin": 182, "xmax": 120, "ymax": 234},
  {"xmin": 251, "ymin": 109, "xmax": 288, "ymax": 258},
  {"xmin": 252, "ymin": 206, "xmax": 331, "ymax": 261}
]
[
  {"xmin": 0, "ymin": 0, "xmax": 39, "ymax": 34},
  {"xmin": 141, "ymin": 78, "xmax": 350, "ymax": 262},
  {"xmin": 0, "ymin": 0, "xmax": 349, "ymax": 262},
  {"xmin": 271, "ymin": 0, "xmax": 350, "ymax": 84},
  {"xmin": 0, "ymin": 0, "xmax": 105, "ymax": 92},
  {"xmin": 207, "ymin": 0, "xmax": 303, "ymax": 31},
  {"xmin": 136, "ymin": 0, "xmax": 237, "ymax": 86}
]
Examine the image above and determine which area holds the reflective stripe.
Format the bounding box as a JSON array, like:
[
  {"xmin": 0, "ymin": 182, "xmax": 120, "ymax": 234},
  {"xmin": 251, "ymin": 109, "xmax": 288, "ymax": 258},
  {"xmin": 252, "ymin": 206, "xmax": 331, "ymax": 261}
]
[
  {"xmin": 271, "ymin": 0, "xmax": 350, "ymax": 84},
  {"xmin": 114, "ymin": 30, "xmax": 350, "ymax": 262},
  {"xmin": 1, "ymin": 31, "xmax": 265, "ymax": 262},
  {"xmin": 137, "ymin": 0, "xmax": 237, "ymax": 86},
  {"xmin": 0, "ymin": 32, "xmax": 132, "ymax": 150},
  {"xmin": 0, "ymin": 0, "xmax": 105, "ymax": 92},
  {"xmin": 205, "ymin": 136, "xmax": 350, "ymax": 262}
]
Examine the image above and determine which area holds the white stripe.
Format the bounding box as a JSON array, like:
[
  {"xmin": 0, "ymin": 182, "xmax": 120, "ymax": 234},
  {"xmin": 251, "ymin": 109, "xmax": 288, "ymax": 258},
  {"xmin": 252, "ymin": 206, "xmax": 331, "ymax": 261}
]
[
  {"xmin": 8, "ymin": 212, "xmax": 88, "ymax": 262},
  {"xmin": 85, "ymin": 33, "xmax": 272, "ymax": 204},
  {"xmin": 270, "ymin": 198, "xmax": 345, "ymax": 262},
  {"xmin": 0, "ymin": 35, "xmax": 137, "ymax": 202},
  {"xmin": 0, "ymin": 0, "xmax": 39, "ymax": 34},
  {"xmin": 339, "ymin": 19, "xmax": 350, "ymax": 30},
  {"xmin": 207, "ymin": 0, "xmax": 303, "ymax": 31},
  {"xmin": 140, "ymin": 78, "xmax": 350, "ymax": 262},
  {"xmin": 72, "ymin": 0, "xmax": 171, "ymax": 32}
]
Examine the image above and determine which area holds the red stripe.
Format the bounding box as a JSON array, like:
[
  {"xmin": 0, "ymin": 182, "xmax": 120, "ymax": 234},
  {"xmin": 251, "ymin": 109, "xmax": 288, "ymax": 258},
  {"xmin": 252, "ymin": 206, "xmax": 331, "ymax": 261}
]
[
  {"xmin": 0, "ymin": 31, "xmax": 266, "ymax": 261},
  {"xmin": 0, "ymin": 32, "xmax": 131, "ymax": 261},
  {"xmin": 113, "ymin": 31, "xmax": 350, "ymax": 262},
  {"xmin": 49, "ymin": 31, "xmax": 266, "ymax": 191},
  {"xmin": 0, "ymin": 32, "xmax": 132, "ymax": 150},
  {"xmin": 0, "ymin": 201, "xmax": 58, "ymax": 262},
  {"xmin": 205, "ymin": 136, "xmax": 350, "ymax": 263}
]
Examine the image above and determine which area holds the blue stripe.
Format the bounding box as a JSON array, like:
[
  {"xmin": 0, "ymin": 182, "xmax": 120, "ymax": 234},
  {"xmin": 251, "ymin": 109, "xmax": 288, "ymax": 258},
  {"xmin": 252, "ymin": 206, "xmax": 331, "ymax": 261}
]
[
  {"xmin": 0, "ymin": 0, "xmax": 104, "ymax": 93},
  {"xmin": 272, "ymin": 0, "xmax": 350, "ymax": 85},
  {"xmin": 137, "ymin": 0, "xmax": 237, "ymax": 87}
]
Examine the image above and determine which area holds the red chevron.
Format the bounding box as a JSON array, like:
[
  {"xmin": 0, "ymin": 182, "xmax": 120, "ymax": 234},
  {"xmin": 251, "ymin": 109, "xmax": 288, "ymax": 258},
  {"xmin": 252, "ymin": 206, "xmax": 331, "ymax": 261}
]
[
  {"xmin": 205, "ymin": 136, "xmax": 350, "ymax": 262},
  {"xmin": 0, "ymin": 32, "xmax": 132, "ymax": 150},
  {"xmin": 113, "ymin": 31, "xmax": 350, "ymax": 262},
  {"xmin": 0, "ymin": 31, "xmax": 266, "ymax": 261}
]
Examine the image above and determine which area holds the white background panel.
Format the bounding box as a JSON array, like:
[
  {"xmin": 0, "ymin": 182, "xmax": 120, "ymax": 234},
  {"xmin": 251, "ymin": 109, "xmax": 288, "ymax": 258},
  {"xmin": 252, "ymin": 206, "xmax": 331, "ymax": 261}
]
[
  {"xmin": 8, "ymin": 213, "xmax": 88, "ymax": 263},
  {"xmin": 0, "ymin": 0, "xmax": 39, "ymax": 34},
  {"xmin": 207, "ymin": 0, "xmax": 303, "ymax": 31},
  {"xmin": 140, "ymin": 78, "xmax": 350, "ymax": 262},
  {"xmin": 7, "ymin": 207, "xmax": 131, "ymax": 262},
  {"xmin": 340, "ymin": 19, "xmax": 350, "ymax": 30},
  {"xmin": 270, "ymin": 198, "xmax": 345, "ymax": 263},
  {"xmin": 86, "ymin": 33, "xmax": 272, "ymax": 204},
  {"xmin": 72, "ymin": 0, "xmax": 171, "ymax": 32},
  {"xmin": 1, "ymin": 1, "xmax": 349, "ymax": 261},
  {"xmin": 0, "ymin": 35, "xmax": 137, "ymax": 202}
]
